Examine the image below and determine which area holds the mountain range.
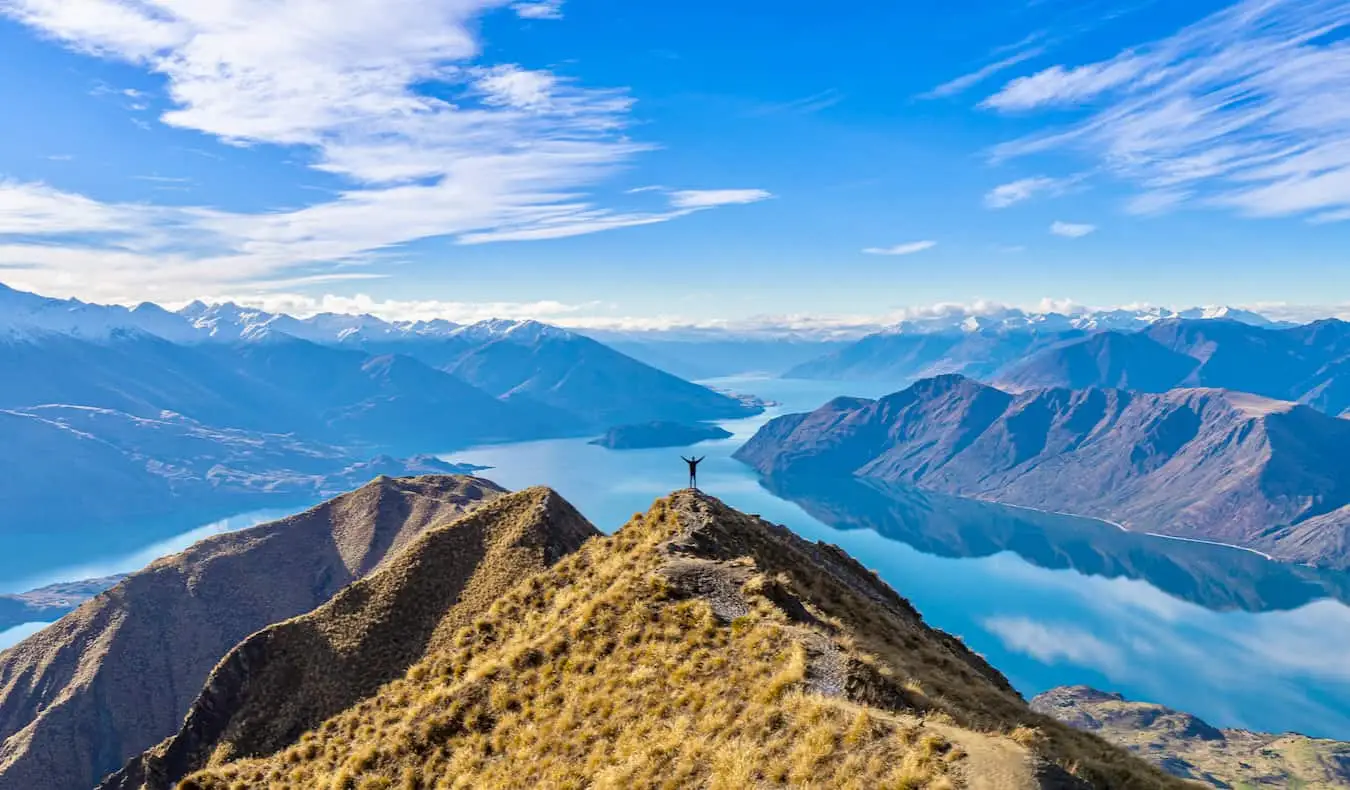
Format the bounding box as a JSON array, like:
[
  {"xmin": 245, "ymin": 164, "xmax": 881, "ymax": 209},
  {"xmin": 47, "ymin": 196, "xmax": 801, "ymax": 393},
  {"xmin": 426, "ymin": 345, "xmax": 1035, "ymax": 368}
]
[
  {"xmin": 0, "ymin": 475, "xmax": 508, "ymax": 790},
  {"xmin": 94, "ymin": 484, "xmax": 1180, "ymax": 789},
  {"xmin": 998, "ymin": 318, "xmax": 1350, "ymax": 417},
  {"xmin": 783, "ymin": 309, "xmax": 1318, "ymax": 384},
  {"xmin": 0, "ymin": 283, "xmax": 760, "ymax": 530},
  {"xmin": 736, "ymin": 375, "xmax": 1350, "ymax": 567}
]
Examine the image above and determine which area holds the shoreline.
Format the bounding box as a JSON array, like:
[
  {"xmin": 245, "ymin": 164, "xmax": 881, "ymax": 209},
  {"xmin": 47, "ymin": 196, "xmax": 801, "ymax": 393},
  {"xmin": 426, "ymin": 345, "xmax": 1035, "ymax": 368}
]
[{"xmin": 986, "ymin": 499, "xmax": 1278, "ymax": 562}]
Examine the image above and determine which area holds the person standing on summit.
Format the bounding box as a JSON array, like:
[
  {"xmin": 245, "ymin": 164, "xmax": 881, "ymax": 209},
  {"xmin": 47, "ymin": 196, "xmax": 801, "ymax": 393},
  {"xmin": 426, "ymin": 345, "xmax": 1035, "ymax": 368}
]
[{"xmin": 681, "ymin": 456, "xmax": 705, "ymax": 490}]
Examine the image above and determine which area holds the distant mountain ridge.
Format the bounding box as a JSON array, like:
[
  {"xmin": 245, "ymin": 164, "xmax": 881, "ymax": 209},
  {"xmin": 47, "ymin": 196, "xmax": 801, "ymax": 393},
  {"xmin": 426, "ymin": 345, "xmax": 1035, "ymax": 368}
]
[
  {"xmin": 784, "ymin": 308, "xmax": 1302, "ymax": 382},
  {"xmin": 0, "ymin": 283, "xmax": 759, "ymax": 530},
  {"xmin": 736, "ymin": 375, "xmax": 1350, "ymax": 567},
  {"xmin": 999, "ymin": 318, "xmax": 1350, "ymax": 417}
]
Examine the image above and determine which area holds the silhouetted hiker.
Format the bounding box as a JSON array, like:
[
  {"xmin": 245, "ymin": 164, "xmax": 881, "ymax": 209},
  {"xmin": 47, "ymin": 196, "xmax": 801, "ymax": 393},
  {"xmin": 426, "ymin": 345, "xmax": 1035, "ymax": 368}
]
[{"xmin": 682, "ymin": 455, "xmax": 705, "ymax": 490}]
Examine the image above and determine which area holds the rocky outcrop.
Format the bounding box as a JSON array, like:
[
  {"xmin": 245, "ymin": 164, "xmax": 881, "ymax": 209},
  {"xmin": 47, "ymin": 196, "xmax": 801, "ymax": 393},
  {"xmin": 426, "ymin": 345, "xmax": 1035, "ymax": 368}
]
[{"xmin": 1033, "ymin": 686, "xmax": 1350, "ymax": 788}]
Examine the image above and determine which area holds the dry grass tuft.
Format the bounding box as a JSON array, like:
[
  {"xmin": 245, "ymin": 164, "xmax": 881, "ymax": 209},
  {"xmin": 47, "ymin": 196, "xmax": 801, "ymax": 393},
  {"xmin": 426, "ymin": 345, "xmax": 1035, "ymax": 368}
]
[{"xmin": 177, "ymin": 491, "xmax": 1187, "ymax": 790}]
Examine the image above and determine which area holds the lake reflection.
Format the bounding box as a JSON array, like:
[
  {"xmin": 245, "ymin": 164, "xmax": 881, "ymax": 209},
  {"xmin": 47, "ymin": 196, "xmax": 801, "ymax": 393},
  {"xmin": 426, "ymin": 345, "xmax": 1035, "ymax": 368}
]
[{"xmin": 442, "ymin": 376, "xmax": 1350, "ymax": 740}]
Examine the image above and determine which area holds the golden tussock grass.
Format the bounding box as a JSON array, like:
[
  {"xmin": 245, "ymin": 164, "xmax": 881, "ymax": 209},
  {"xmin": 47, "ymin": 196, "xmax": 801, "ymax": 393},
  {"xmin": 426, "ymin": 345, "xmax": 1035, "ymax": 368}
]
[{"xmin": 178, "ymin": 492, "xmax": 1186, "ymax": 790}]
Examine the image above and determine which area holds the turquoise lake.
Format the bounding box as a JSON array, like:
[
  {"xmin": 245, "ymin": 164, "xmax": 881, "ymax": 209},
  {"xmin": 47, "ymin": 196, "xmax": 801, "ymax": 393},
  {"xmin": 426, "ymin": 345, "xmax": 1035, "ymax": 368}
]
[{"xmin": 6, "ymin": 375, "xmax": 1349, "ymax": 739}]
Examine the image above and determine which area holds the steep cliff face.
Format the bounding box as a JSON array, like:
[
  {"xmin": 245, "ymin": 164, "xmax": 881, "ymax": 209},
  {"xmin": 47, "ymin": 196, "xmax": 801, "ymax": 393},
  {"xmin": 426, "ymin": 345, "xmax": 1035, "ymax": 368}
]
[
  {"xmin": 103, "ymin": 487, "xmax": 599, "ymax": 790},
  {"xmin": 0, "ymin": 475, "xmax": 505, "ymax": 790},
  {"xmin": 121, "ymin": 491, "xmax": 1183, "ymax": 790},
  {"xmin": 736, "ymin": 376, "xmax": 1350, "ymax": 566}
]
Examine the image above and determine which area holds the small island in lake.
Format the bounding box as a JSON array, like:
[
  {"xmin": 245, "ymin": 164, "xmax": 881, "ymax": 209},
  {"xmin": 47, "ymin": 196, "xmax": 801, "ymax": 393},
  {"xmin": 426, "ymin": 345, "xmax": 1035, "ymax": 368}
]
[{"xmin": 588, "ymin": 421, "xmax": 733, "ymax": 450}]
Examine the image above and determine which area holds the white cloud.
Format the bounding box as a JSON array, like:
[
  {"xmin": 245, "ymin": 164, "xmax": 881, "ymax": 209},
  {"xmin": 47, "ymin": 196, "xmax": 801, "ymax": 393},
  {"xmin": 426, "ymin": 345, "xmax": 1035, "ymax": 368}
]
[
  {"xmin": 984, "ymin": 0, "xmax": 1350, "ymax": 220},
  {"xmin": 666, "ymin": 189, "xmax": 774, "ymax": 209},
  {"xmin": 1050, "ymin": 220, "xmax": 1096, "ymax": 238},
  {"xmin": 923, "ymin": 46, "xmax": 1046, "ymax": 100},
  {"xmin": 863, "ymin": 241, "xmax": 937, "ymax": 256},
  {"xmin": 475, "ymin": 65, "xmax": 558, "ymax": 109},
  {"xmin": 984, "ymin": 175, "xmax": 1073, "ymax": 208},
  {"xmin": 982, "ymin": 55, "xmax": 1145, "ymax": 111},
  {"xmin": 511, "ymin": 0, "xmax": 563, "ymax": 19},
  {"xmin": 0, "ymin": 0, "xmax": 762, "ymax": 301}
]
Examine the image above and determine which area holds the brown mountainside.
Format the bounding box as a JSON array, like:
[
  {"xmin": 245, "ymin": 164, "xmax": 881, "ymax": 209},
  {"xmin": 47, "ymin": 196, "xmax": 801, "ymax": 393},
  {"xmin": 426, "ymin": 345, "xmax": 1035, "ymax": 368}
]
[
  {"xmin": 105, "ymin": 487, "xmax": 599, "ymax": 789},
  {"xmin": 0, "ymin": 475, "xmax": 504, "ymax": 790},
  {"xmin": 1033, "ymin": 686, "xmax": 1350, "ymax": 788},
  {"xmin": 132, "ymin": 490, "xmax": 1184, "ymax": 789},
  {"xmin": 736, "ymin": 375, "xmax": 1350, "ymax": 566}
]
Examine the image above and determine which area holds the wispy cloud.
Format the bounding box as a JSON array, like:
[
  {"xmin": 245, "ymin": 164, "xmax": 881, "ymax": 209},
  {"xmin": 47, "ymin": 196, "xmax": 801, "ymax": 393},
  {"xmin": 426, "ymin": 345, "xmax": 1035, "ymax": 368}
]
[
  {"xmin": 863, "ymin": 241, "xmax": 937, "ymax": 256},
  {"xmin": 666, "ymin": 189, "xmax": 774, "ymax": 209},
  {"xmin": 984, "ymin": 175, "xmax": 1076, "ymax": 208},
  {"xmin": 923, "ymin": 46, "xmax": 1047, "ymax": 99},
  {"xmin": 512, "ymin": 0, "xmax": 564, "ymax": 19},
  {"xmin": 747, "ymin": 89, "xmax": 845, "ymax": 116},
  {"xmin": 0, "ymin": 0, "xmax": 762, "ymax": 301},
  {"xmin": 984, "ymin": 0, "xmax": 1350, "ymax": 221},
  {"xmin": 1050, "ymin": 220, "xmax": 1096, "ymax": 238}
]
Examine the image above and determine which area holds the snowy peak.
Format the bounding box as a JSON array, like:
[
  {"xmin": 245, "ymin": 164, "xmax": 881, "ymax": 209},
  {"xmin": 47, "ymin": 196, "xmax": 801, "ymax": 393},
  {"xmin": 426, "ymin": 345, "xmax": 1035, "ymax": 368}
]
[
  {"xmin": 882, "ymin": 305, "xmax": 1281, "ymax": 336},
  {"xmin": 0, "ymin": 283, "xmax": 197, "ymax": 342},
  {"xmin": 449, "ymin": 318, "xmax": 577, "ymax": 344}
]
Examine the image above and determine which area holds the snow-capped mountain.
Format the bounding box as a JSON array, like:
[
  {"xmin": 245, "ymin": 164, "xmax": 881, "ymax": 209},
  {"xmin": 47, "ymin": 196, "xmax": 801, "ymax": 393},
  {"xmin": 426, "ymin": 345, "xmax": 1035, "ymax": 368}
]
[
  {"xmin": 177, "ymin": 302, "xmax": 567, "ymax": 346},
  {"xmin": 880, "ymin": 305, "xmax": 1283, "ymax": 336},
  {"xmin": 0, "ymin": 283, "xmax": 199, "ymax": 342},
  {"xmin": 0, "ymin": 285, "xmax": 569, "ymax": 346}
]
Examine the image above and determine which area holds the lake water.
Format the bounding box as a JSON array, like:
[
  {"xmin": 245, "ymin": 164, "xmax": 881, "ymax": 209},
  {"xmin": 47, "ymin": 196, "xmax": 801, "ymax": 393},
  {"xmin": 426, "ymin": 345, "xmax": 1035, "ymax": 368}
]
[
  {"xmin": 6, "ymin": 374, "xmax": 1348, "ymax": 739},
  {"xmin": 0, "ymin": 508, "xmax": 301, "ymax": 596},
  {"xmin": 441, "ymin": 375, "xmax": 1350, "ymax": 741}
]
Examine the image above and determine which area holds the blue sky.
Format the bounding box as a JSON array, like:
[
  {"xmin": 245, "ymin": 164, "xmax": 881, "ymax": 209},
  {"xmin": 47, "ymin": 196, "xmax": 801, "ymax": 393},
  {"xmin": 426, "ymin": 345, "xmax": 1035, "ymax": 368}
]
[{"xmin": 1, "ymin": 0, "xmax": 1349, "ymax": 329}]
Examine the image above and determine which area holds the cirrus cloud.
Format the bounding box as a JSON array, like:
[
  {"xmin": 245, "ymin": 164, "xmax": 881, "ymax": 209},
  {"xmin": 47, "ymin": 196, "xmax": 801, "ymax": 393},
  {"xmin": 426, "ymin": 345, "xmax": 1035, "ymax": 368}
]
[
  {"xmin": 984, "ymin": 0, "xmax": 1350, "ymax": 222},
  {"xmin": 863, "ymin": 240, "xmax": 937, "ymax": 256}
]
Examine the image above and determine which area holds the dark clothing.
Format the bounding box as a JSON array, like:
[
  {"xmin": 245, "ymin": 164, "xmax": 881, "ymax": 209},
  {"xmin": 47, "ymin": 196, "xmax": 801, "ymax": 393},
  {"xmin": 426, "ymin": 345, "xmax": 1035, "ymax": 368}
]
[{"xmin": 682, "ymin": 456, "xmax": 705, "ymax": 490}]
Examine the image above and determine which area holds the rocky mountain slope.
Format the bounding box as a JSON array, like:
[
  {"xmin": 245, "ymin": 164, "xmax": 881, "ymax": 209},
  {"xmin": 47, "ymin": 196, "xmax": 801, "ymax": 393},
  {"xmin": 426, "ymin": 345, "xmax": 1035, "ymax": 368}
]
[
  {"xmin": 360, "ymin": 320, "xmax": 761, "ymax": 428},
  {"xmin": 1000, "ymin": 319, "xmax": 1350, "ymax": 417},
  {"xmin": 105, "ymin": 487, "xmax": 600, "ymax": 789},
  {"xmin": 1033, "ymin": 686, "xmax": 1350, "ymax": 788},
  {"xmin": 111, "ymin": 490, "xmax": 1182, "ymax": 789},
  {"xmin": 0, "ymin": 332, "xmax": 571, "ymax": 449},
  {"xmin": 785, "ymin": 327, "xmax": 1087, "ymax": 382},
  {"xmin": 736, "ymin": 375, "xmax": 1350, "ymax": 566},
  {"xmin": 0, "ymin": 475, "xmax": 505, "ymax": 790}
]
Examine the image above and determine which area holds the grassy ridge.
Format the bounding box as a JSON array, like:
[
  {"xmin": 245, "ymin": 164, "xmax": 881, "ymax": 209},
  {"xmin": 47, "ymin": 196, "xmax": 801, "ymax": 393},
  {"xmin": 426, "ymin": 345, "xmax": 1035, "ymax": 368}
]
[{"xmin": 177, "ymin": 491, "xmax": 1184, "ymax": 789}]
